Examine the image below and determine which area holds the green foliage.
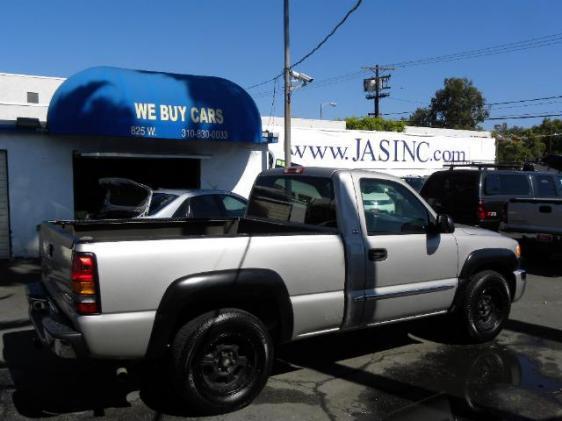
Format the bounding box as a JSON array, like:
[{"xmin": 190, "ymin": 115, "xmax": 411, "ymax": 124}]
[
  {"xmin": 345, "ymin": 116, "xmax": 405, "ymax": 132},
  {"xmin": 409, "ymin": 77, "xmax": 489, "ymax": 130},
  {"xmin": 493, "ymin": 119, "xmax": 562, "ymax": 164}
]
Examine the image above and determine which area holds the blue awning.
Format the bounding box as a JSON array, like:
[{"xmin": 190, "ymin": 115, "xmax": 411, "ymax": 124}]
[{"xmin": 47, "ymin": 66, "xmax": 265, "ymax": 143}]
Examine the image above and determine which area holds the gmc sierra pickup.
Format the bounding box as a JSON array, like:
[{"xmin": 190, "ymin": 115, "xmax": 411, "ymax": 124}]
[{"xmin": 29, "ymin": 167, "xmax": 526, "ymax": 414}]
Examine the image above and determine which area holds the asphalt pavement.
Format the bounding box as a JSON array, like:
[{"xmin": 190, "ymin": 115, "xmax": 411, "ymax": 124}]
[{"xmin": 0, "ymin": 257, "xmax": 561, "ymax": 420}]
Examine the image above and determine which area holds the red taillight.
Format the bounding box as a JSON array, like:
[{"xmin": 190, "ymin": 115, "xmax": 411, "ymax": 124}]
[
  {"xmin": 72, "ymin": 255, "xmax": 94, "ymax": 282},
  {"xmin": 76, "ymin": 302, "xmax": 98, "ymax": 314},
  {"xmin": 477, "ymin": 201, "xmax": 487, "ymax": 221},
  {"xmin": 71, "ymin": 253, "xmax": 99, "ymax": 314}
]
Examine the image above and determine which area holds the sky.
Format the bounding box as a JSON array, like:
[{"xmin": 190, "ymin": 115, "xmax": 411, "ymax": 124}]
[{"xmin": 2, "ymin": 0, "xmax": 561, "ymax": 129}]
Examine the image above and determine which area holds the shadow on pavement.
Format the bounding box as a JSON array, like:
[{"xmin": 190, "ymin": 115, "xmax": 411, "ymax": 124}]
[
  {"xmin": 2, "ymin": 330, "xmax": 138, "ymax": 418},
  {"xmin": 521, "ymin": 254, "xmax": 562, "ymax": 277},
  {"xmin": 3, "ymin": 320, "xmax": 562, "ymax": 419},
  {"xmin": 1, "ymin": 324, "xmax": 415, "ymax": 418},
  {"xmin": 505, "ymin": 319, "xmax": 562, "ymax": 343}
]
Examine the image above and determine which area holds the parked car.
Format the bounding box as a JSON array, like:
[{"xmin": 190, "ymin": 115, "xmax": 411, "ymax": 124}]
[
  {"xmin": 362, "ymin": 188, "xmax": 395, "ymax": 214},
  {"xmin": 30, "ymin": 167, "xmax": 525, "ymax": 414},
  {"xmin": 420, "ymin": 165, "xmax": 562, "ymax": 230},
  {"xmin": 95, "ymin": 178, "xmax": 247, "ymax": 219}
]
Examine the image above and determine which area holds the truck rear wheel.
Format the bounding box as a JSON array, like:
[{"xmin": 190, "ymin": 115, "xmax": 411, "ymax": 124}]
[
  {"xmin": 171, "ymin": 308, "xmax": 273, "ymax": 414},
  {"xmin": 460, "ymin": 270, "xmax": 511, "ymax": 343}
]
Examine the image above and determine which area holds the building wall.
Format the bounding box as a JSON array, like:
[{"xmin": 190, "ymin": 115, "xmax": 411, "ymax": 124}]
[
  {"xmin": 0, "ymin": 73, "xmax": 65, "ymax": 123},
  {"xmin": 0, "ymin": 131, "xmax": 73, "ymax": 257},
  {"xmin": 0, "ymin": 130, "xmax": 266, "ymax": 257}
]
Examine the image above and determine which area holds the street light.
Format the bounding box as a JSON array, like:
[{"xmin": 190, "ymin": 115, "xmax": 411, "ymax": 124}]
[{"xmin": 320, "ymin": 102, "xmax": 337, "ymax": 119}]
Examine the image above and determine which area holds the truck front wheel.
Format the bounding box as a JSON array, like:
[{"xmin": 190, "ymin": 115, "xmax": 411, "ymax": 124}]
[
  {"xmin": 460, "ymin": 270, "xmax": 511, "ymax": 343},
  {"xmin": 171, "ymin": 308, "xmax": 273, "ymax": 414}
]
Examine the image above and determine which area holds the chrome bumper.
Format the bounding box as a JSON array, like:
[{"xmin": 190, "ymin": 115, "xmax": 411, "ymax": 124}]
[{"xmin": 512, "ymin": 269, "xmax": 527, "ymax": 302}]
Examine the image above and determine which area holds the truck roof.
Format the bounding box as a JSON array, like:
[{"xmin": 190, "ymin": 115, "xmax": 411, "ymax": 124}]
[{"xmin": 260, "ymin": 167, "xmax": 405, "ymax": 183}]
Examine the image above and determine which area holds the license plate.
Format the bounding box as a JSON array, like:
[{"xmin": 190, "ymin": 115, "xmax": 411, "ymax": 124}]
[{"xmin": 537, "ymin": 233, "xmax": 553, "ymax": 242}]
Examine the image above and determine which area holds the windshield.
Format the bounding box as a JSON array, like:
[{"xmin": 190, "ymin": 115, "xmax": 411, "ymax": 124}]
[{"xmin": 147, "ymin": 193, "xmax": 179, "ymax": 216}]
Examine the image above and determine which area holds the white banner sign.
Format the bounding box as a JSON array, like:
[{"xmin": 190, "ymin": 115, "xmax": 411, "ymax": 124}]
[{"xmin": 267, "ymin": 127, "xmax": 496, "ymax": 176}]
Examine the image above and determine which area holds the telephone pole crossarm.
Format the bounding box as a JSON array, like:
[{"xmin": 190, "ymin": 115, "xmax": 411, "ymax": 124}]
[{"xmin": 362, "ymin": 65, "xmax": 394, "ymax": 117}]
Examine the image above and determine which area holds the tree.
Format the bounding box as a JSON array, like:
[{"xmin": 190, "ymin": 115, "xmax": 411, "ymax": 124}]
[
  {"xmin": 409, "ymin": 78, "xmax": 489, "ymax": 130},
  {"xmin": 345, "ymin": 116, "xmax": 405, "ymax": 132},
  {"xmin": 493, "ymin": 119, "xmax": 562, "ymax": 164}
]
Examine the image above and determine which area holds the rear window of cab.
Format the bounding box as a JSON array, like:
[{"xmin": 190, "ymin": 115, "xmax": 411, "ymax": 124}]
[{"xmin": 247, "ymin": 175, "xmax": 337, "ymax": 228}]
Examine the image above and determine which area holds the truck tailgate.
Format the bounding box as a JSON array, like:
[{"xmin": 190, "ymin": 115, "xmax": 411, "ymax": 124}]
[
  {"xmin": 505, "ymin": 198, "xmax": 562, "ymax": 235},
  {"xmin": 39, "ymin": 223, "xmax": 78, "ymax": 322}
]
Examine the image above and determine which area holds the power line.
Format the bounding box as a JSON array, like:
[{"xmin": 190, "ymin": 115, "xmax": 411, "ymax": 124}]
[
  {"xmin": 247, "ymin": 0, "xmax": 362, "ymax": 90},
  {"xmin": 304, "ymin": 32, "xmax": 562, "ymax": 90},
  {"xmin": 248, "ymin": 31, "xmax": 562, "ymax": 92},
  {"xmin": 267, "ymin": 78, "xmax": 279, "ymax": 127},
  {"xmin": 379, "ymin": 94, "xmax": 562, "ymax": 118},
  {"xmin": 291, "ymin": 0, "xmax": 362, "ymax": 70},
  {"xmin": 491, "ymin": 100, "xmax": 562, "ymax": 110},
  {"xmin": 387, "ymin": 32, "xmax": 562, "ymax": 68},
  {"xmin": 487, "ymin": 112, "xmax": 562, "ymax": 120},
  {"xmin": 488, "ymin": 94, "xmax": 562, "ymax": 106},
  {"xmin": 247, "ymin": 76, "xmax": 282, "ymax": 91},
  {"xmin": 387, "ymin": 96, "xmax": 426, "ymax": 104},
  {"xmin": 382, "ymin": 111, "xmax": 412, "ymax": 116}
]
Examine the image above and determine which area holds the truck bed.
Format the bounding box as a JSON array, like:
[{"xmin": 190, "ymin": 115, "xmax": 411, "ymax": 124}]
[{"xmin": 45, "ymin": 217, "xmax": 336, "ymax": 244}]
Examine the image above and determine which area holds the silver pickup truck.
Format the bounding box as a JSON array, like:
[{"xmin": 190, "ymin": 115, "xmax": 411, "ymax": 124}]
[{"xmin": 29, "ymin": 167, "xmax": 526, "ymax": 414}]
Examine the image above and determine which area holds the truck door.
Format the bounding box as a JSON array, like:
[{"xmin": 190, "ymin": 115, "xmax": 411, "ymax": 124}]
[{"xmin": 354, "ymin": 176, "xmax": 458, "ymax": 325}]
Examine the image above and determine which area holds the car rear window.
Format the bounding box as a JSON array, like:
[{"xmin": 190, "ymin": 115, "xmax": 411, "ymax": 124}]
[
  {"xmin": 484, "ymin": 174, "xmax": 530, "ymax": 196},
  {"xmin": 147, "ymin": 193, "xmax": 179, "ymax": 216},
  {"xmin": 247, "ymin": 175, "xmax": 337, "ymax": 228}
]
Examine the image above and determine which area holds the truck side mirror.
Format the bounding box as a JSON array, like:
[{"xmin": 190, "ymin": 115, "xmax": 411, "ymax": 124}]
[{"xmin": 437, "ymin": 214, "xmax": 455, "ymax": 233}]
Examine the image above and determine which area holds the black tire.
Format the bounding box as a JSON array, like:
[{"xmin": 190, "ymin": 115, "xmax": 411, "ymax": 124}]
[
  {"xmin": 460, "ymin": 270, "xmax": 511, "ymax": 343},
  {"xmin": 171, "ymin": 308, "xmax": 273, "ymax": 415}
]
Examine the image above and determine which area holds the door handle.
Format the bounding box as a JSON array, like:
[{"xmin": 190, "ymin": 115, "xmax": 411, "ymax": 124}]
[
  {"xmin": 369, "ymin": 248, "xmax": 388, "ymax": 261},
  {"xmin": 539, "ymin": 205, "xmax": 552, "ymax": 213}
]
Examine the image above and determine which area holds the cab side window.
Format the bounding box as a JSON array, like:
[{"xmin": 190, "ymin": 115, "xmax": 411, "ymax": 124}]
[
  {"xmin": 361, "ymin": 179, "xmax": 429, "ymax": 235},
  {"xmin": 485, "ymin": 174, "xmax": 531, "ymax": 196},
  {"xmin": 534, "ymin": 175, "xmax": 558, "ymax": 198}
]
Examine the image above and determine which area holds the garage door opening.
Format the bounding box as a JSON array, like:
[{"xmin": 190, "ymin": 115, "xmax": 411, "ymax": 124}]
[{"xmin": 73, "ymin": 154, "xmax": 200, "ymax": 218}]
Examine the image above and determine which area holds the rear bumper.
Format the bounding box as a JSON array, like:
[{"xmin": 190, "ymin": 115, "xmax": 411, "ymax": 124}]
[
  {"xmin": 512, "ymin": 269, "xmax": 527, "ymax": 302},
  {"xmin": 508, "ymin": 231, "xmax": 562, "ymax": 244},
  {"xmin": 27, "ymin": 282, "xmax": 88, "ymax": 359}
]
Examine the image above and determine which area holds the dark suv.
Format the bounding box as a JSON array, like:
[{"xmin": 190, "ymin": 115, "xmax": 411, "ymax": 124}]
[{"xmin": 420, "ymin": 167, "xmax": 562, "ymax": 230}]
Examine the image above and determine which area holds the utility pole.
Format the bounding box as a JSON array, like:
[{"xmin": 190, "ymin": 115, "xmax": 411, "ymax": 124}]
[
  {"xmin": 363, "ymin": 65, "xmax": 393, "ymax": 117},
  {"xmin": 283, "ymin": 0, "xmax": 291, "ymax": 168}
]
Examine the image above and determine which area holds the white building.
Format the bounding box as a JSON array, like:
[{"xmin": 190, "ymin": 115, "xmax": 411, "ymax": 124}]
[{"xmin": 0, "ymin": 72, "xmax": 64, "ymax": 124}]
